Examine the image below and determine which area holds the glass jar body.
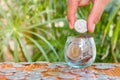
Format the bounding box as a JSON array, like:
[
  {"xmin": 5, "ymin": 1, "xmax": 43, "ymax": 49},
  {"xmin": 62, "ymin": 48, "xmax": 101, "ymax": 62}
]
[{"xmin": 64, "ymin": 35, "xmax": 96, "ymax": 68}]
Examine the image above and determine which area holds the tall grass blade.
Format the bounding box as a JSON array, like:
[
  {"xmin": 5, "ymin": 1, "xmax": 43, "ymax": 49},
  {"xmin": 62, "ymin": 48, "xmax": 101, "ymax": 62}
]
[
  {"xmin": 25, "ymin": 35, "xmax": 49, "ymax": 61},
  {"xmin": 112, "ymin": 17, "xmax": 120, "ymax": 51},
  {"xmin": 0, "ymin": 50, "xmax": 2, "ymax": 57},
  {"xmin": 13, "ymin": 37, "xmax": 19, "ymax": 62},
  {"xmin": 3, "ymin": 31, "xmax": 13, "ymax": 45},
  {"xmin": 27, "ymin": 31, "xmax": 60, "ymax": 60},
  {"xmin": 101, "ymin": 6, "xmax": 120, "ymax": 47},
  {"xmin": 17, "ymin": 37, "xmax": 32, "ymax": 62}
]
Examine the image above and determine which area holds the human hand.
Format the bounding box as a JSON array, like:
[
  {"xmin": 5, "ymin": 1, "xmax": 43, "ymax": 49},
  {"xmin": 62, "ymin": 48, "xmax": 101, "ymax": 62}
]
[{"xmin": 67, "ymin": 0, "xmax": 110, "ymax": 33}]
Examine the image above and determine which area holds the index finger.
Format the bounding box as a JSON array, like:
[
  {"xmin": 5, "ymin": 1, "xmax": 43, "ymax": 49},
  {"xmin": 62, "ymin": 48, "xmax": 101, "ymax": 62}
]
[{"xmin": 67, "ymin": 0, "xmax": 79, "ymax": 29}]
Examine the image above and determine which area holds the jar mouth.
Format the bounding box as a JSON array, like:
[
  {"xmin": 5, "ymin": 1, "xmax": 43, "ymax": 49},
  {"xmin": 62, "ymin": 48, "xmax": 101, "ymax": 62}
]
[
  {"xmin": 67, "ymin": 34, "xmax": 93, "ymax": 38},
  {"xmin": 75, "ymin": 34, "xmax": 93, "ymax": 38},
  {"xmin": 67, "ymin": 34, "xmax": 94, "ymax": 42}
]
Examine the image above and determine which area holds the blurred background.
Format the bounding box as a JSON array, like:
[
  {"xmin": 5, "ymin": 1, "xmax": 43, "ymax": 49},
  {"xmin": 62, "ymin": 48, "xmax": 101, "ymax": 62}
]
[{"xmin": 0, "ymin": 0, "xmax": 120, "ymax": 63}]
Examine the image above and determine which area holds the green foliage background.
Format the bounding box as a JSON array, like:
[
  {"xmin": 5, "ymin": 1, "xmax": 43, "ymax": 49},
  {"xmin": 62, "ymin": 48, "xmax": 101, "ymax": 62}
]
[{"xmin": 0, "ymin": 0, "xmax": 120, "ymax": 63}]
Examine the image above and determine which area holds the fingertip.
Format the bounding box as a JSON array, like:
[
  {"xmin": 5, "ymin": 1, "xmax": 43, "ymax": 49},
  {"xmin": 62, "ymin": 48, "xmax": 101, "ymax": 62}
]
[
  {"xmin": 67, "ymin": 15, "xmax": 76, "ymax": 29},
  {"xmin": 87, "ymin": 20, "xmax": 95, "ymax": 33},
  {"xmin": 91, "ymin": 23, "xmax": 95, "ymax": 33},
  {"xmin": 67, "ymin": 0, "xmax": 78, "ymax": 29},
  {"xmin": 69, "ymin": 22, "xmax": 74, "ymax": 29}
]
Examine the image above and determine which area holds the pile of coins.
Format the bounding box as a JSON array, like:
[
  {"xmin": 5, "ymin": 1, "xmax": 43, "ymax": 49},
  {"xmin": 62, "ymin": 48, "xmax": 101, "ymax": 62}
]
[
  {"xmin": 94, "ymin": 63, "xmax": 115, "ymax": 69},
  {"xmin": 0, "ymin": 62, "xmax": 120, "ymax": 80}
]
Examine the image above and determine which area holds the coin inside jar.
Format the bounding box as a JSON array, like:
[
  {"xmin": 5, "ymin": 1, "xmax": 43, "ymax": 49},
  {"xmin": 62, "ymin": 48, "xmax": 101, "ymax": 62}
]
[{"xmin": 66, "ymin": 43, "xmax": 81, "ymax": 61}]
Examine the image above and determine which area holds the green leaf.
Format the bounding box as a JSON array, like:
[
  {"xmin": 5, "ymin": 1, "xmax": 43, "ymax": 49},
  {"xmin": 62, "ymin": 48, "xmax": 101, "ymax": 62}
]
[
  {"xmin": 112, "ymin": 17, "xmax": 120, "ymax": 51},
  {"xmin": 25, "ymin": 35, "xmax": 49, "ymax": 61},
  {"xmin": 17, "ymin": 37, "xmax": 32, "ymax": 62},
  {"xmin": 0, "ymin": 50, "xmax": 2, "ymax": 57},
  {"xmin": 101, "ymin": 6, "xmax": 120, "ymax": 46},
  {"xmin": 13, "ymin": 37, "xmax": 19, "ymax": 62},
  {"xmin": 27, "ymin": 31, "xmax": 60, "ymax": 60},
  {"xmin": 3, "ymin": 31, "xmax": 13, "ymax": 45}
]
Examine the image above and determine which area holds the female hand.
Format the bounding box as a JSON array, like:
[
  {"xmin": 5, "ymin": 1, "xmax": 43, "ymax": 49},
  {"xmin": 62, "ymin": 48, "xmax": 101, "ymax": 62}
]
[{"xmin": 67, "ymin": 0, "xmax": 110, "ymax": 32}]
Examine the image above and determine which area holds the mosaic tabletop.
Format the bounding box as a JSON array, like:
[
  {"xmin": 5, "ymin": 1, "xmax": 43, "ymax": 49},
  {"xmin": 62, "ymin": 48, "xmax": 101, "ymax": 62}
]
[{"xmin": 0, "ymin": 62, "xmax": 120, "ymax": 80}]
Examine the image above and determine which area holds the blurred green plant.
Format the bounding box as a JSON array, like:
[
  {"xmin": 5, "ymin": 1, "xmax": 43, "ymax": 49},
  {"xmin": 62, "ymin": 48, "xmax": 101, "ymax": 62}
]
[
  {"xmin": 0, "ymin": 0, "xmax": 120, "ymax": 63},
  {"xmin": 0, "ymin": 0, "xmax": 66, "ymax": 62},
  {"xmin": 95, "ymin": 0, "xmax": 120, "ymax": 63}
]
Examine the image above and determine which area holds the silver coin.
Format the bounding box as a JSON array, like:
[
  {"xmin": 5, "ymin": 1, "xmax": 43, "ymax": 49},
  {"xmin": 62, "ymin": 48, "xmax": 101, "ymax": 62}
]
[
  {"xmin": 0, "ymin": 68, "xmax": 17, "ymax": 73},
  {"xmin": 97, "ymin": 74, "xmax": 109, "ymax": 80},
  {"xmin": 111, "ymin": 77, "xmax": 120, "ymax": 80},
  {"xmin": 95, "ymin": 66, "xmax": 112, "ymax": 69},
  {"xmin": 14, "ymin": 71, "xmax": 28, "ymax": 77},
  {"xmin": 84, "ymin": 74, "xmax": 95, "ymax": 78},
  {"xmin": 107, "ymin": 76, "xmax": 120, "ymax": 80},
  {"xmin": 27, "ymin": 77, "xmax": 41, "ymax": 80},
  {"xmin": 56, "ymin": 64, "xmax": 68, "ymax": 68},
  {"xmin": 70, "ymin": 69, "xmax": 83, "ymax": 74},
  {"xmin": 95, "ymin": 72, "xmax": 106, "ymax": 75},
  {"xmin": 42, "ymin": 76, "xmax": 57, "ymax": 80},
  {"xmin": 29, "ymin": 71, "xmax": 41, "ymax": 77},
  {"xmin": 79, "ymin": 72, "xmax": 87, "ymax": 77},
  {"xmin": 13, "ymin": 63, "xmax": 23, "ymax": 68},
  {"xmin": 95, "ymin": 65, "xmax": 114, "ymax": 69},
  {"xmin": 53, "ymin": 62, "xmax": 68, "ymax": 67},
  {"xmin": 0, "ymin": 72, "xmax": 5, "ymax": 75},
  {"xmin": 59, "ymin": 74, "xmax": 76, "ymax": 79},
  {"xmin": 85, "ymin": 70, "xmax": 96, "ymax": 74},
  {"xmin": 95, "ymin": 63, "xmax": 115, "ymax": 69},
  {"xmin": 47, "ymin": 64, "xmax": 57, "ymax": 68},
  {"xmin": 94, "ymin": 63, "xmax": 114, "ymax": 66},
  {"xmin": 74, "ymin": 19, "xmax": 87, "ymax": 33},
  {"xmin": 78, "ymin": 77, "xmax": 87, "ymax": 80},
  {"xmin": 6, "ymin": 75, "xmax": 25, "ymax": 80},
  {"xmin": 47, "ymin": 72, "xmax": 61, "ymax": 76},
  {"xmin": 78, "ymin": 77, "xmax": 96, "ymax": 80},
  {"xmin": 32, "ymin": 68, "xmax": 47, "ymax": 72},
  {"xmin": 60, "ymin": 68, "xmax": 71, "ymax": 73},
  {"xmin": 0, "ymin": 72, "xmax": 13, "ymax": 76}
]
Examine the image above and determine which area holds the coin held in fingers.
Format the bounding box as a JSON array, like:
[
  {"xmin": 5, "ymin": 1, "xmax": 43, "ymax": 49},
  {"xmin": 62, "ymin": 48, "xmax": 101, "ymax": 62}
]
[{"xmin": 74, "ymin": 19, "xmax": 87, "ymax": 33}]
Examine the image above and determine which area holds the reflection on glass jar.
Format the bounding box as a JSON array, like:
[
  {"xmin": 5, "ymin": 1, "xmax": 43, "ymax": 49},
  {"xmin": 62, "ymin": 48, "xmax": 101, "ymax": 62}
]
[{"xmin": 64, "ymin": 34, "xmax": 96, "ymax": 68}]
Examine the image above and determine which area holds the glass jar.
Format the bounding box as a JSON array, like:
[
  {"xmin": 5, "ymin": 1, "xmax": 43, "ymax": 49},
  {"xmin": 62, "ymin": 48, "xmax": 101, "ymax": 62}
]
[{"xmin": 64, "ymin": 34, "xmax": 96, "ymax": 68}]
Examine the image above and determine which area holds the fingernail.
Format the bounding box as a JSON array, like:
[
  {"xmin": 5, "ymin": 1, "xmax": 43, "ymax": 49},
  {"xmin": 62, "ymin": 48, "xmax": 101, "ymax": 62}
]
[
  {"xmin": 69, "ymin": 22, "xmax": 74, "ymax": 29},
  {"xmin": 89, "ymin": 23, "xmax": 95, "ymax": 33},
  {"xmin": 91, "ymin": 23, "xmax": 95, "ymax": 32}
]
